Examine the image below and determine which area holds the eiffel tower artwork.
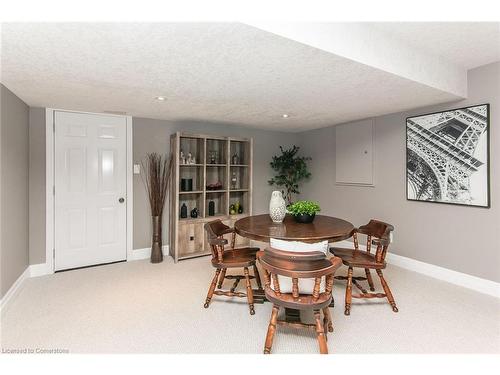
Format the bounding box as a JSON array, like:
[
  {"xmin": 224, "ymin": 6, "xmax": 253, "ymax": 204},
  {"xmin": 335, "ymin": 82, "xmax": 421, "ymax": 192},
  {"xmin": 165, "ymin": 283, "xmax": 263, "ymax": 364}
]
[{"xmin": 406, "ymin": 104, "xmax": 490, "ymax": 208}]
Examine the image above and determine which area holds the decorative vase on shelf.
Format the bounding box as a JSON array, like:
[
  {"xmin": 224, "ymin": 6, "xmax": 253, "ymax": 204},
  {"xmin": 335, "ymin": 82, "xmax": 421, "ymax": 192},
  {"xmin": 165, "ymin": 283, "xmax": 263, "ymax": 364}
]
[
  {"xmin": 190, "ymin": 208, "xmax": 199, "ymax": 218},
  {"xmin": 208, "ymin": 201, "xmax": 215, "ymax": 216},
  {"xmin": 180, "ymin": 203, "xmax": 188, "ymax": 218},
  {"xmin": 231, "ymin": 153, "xmax": 239, "ymax": 165},
  {"xmin": 230, "ymin": 172, "xmax": 238, "ymax": 189},
  {"xmin": 269, "ymin": 191, "xmax": 286, "ymax": 223}
]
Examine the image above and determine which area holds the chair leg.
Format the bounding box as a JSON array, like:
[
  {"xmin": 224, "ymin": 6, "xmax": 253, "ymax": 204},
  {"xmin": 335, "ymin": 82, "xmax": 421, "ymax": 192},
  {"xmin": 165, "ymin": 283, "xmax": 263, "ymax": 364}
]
[
  {"xmin": 217, "ymin": 268, "xmax": 227, "ymax": 289},
  {"xmin": 243, "ymin": 267, "xmax": 255, "ymax": 315},
  {"xmin": 365, "ymin": 268, "xmax": 375, "ymax": 291},
  {"xmin": 322, "ymin": 307, "xmax": 333, "ymax": 333},
  {"xmin": 376, "ymin": 269, "xmax": 398, "ymax": 312},
  {"xmin": 344, "ymin": 267, "xmax": 353, "ymax": 315},
  {"xmin": 253, "ymin": 264, "xmax": 263, "ymax": 290},
  {"xmin": 264, "ymin": 304, "xmax": 279, "ymax": 354},
  {"xmin": 314, "ymin": 309, "xmax": 328, "ymax": 354},
  {"xmin": 204, "ymin": 269, "xmax": 221, "ymax": 308}
]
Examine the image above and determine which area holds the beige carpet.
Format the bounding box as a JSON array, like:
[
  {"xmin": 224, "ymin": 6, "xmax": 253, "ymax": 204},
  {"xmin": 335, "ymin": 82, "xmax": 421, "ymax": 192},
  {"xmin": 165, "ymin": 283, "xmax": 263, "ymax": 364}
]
[{"xmin": 1, "ymin": 256, "xmax": 499, "ymax": 354}]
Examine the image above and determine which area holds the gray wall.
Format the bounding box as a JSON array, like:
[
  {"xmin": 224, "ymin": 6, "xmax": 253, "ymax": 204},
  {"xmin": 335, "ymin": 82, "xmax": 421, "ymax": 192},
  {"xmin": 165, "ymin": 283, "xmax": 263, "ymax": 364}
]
[
  {"xmin": 24, "ymin": 113, "xmax": 299, "ymax": 260},
  {"xmin": 29, "ymin": 108, "xmax": 46, "ymax": 265},
  {"xmin": 1, "ymin": 84, "xmax": 30, "ymax": 298},
  {"xmin": 298, "ymin": 62, "xmax": 500, "ymax": 282},
  {"xmin": 133, "ymin": 118, "xmax": 299, "ymax": 249},
  {"xmin": 22, "ymin": 62, "xmax": 500, "ymax": 284}
]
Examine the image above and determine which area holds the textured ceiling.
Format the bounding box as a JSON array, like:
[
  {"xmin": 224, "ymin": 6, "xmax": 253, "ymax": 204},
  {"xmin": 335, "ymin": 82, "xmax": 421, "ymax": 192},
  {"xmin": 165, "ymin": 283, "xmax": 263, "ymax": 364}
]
[
  {"xmin": 1, "ymin": 22, "xmax": 494, "ymax": 132},
  {"xmin": 370, "ymin": 22, "xmax": 500, "ymax": 70}
]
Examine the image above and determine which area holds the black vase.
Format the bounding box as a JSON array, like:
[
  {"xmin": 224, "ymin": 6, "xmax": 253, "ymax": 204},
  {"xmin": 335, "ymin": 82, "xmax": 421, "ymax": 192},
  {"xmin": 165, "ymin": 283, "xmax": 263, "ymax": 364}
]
[
  {"xmin": 208, "ymin": 201, "xmax": 215, "ymax": 216},
  {"xmin": 294, "ymin": 213, "xmax": 315, "ymax": 224},
  {"xmin": 190, "ymin": 208, "xmax": 198, "ymax": 218},
  {"xmin": 180, "ymin": 203, "xmax": 188, "ymax": 218},
  {"xmin": 181, "ymin": 178, "xmax": 193, "ymax": 192}
]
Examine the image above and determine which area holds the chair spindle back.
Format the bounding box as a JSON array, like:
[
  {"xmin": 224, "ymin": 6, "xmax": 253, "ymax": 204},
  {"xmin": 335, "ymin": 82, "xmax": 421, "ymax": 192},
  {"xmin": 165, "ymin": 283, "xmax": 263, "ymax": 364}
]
[
  {"xmin": 352, "ymin": 219, "xmax": 394, "ymax": 263},
  {"xmin": 204, "ymin": 220, "xmax": 234, "ymax": 262},
  {"xmin": 258, "ymin": 248, "xmax": 341, "ymax": 302}
]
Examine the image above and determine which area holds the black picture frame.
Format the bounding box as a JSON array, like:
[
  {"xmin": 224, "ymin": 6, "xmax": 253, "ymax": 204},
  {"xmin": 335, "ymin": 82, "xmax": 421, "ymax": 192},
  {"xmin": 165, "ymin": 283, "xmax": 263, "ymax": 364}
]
[{"xmin": 406, "ymin": 103, "xmax": 490, "ymax": 208}]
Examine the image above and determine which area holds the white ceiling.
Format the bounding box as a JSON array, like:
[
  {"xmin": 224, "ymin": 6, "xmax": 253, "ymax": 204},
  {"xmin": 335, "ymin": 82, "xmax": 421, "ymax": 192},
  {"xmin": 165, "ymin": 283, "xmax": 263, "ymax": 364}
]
[
  {"xmin": 369, "ymin": 22, "xmax": 500, "ymax": 70},
  {"xmin": 1, "ymin": 22, "xmax": 498, "ymax": 132}
]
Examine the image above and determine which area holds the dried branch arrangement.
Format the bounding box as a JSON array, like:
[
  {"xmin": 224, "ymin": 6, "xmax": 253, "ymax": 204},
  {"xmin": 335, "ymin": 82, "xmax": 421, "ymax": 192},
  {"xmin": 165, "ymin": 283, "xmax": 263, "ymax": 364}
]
[{"xmin": 141, "ymin": 153, "xmax": 174, "ymax": 217}]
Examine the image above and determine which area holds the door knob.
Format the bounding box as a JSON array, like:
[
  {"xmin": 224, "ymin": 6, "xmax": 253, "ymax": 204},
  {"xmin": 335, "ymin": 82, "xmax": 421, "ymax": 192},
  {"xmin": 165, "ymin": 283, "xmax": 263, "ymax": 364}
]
[{"xmin": 119, "ymin": 197, "xmax": 125, "ymax": 203}]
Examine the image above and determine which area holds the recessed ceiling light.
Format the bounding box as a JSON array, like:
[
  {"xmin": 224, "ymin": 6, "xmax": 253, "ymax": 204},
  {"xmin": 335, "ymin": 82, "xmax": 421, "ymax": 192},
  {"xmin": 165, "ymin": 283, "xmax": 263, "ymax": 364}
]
[
  {"xmin": 155, "ymin": 96, "xmax": 166, "ymax": 101},
  {"xmin": 282, "ymin": 114, "xmax": 289, "ymax": 118}
]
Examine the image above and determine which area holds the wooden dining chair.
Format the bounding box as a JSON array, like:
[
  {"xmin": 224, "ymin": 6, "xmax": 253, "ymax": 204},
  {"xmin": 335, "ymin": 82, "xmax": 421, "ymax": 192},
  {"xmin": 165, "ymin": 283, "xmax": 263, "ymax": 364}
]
[
  {"xmin": 257, "ymin": 248, "xmax": 342, "ymax": 354},
  {"xmin": 203, "ymin": 220, "xmax": 262, "ymax": 315},
  {"xmin": 330, "ymin": 219, "xmax": 398, "ymax": 315}
]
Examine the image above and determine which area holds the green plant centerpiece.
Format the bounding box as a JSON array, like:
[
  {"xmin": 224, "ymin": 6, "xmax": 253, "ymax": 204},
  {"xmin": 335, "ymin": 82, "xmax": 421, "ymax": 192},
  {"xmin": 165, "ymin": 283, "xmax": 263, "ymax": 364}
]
[
  {"xmin": 287, "ymin": 200, "xmax": 321, "ymax": 224},
  {"xmin": 268, "ymin": 145, "xmax": 311, "ymax": 205}
]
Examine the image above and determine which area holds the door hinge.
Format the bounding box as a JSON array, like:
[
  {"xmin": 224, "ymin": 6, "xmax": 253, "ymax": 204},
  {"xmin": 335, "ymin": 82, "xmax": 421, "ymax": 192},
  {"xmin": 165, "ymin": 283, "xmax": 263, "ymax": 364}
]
[
  {"xmin": 53, "ymin": 185, "xmax": 55, "ymax": 196},
  {"xmin": 53, "ymin": 120, "xmax": 55, "ymax": 133},
  {"xmin": 53, "ymin": 248, "xmax": 55, "ymax": 261}
]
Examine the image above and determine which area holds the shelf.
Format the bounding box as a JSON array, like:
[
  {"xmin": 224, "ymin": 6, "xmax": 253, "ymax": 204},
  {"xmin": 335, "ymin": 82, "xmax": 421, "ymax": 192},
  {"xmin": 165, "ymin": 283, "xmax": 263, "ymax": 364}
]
[
  {"xmin": 179, "ymin": 217, "xmax": 205, "ymax": 222},
  {"xmin": 230, "ymin": 140, "xmax": 250, "ymax": 165},
  {"xmin": 172, "ymin": 132, "xmax": 252, "ymax": 263},
  {"xmin": 206, "ymin": 138, "xmax": 227, "ymax": 164},
  {"xmin": 179, "ymin": 137, "xmax": 204, "ymax": 165},
  {"xmin": 177, "ymin": 213, "xmax": 247, "ymax": 223},
  {"xmin": 229, "ymin": 190, "xmax": 249, "ymax": 216},
  {"xmin": 229, "ymin": 166, "xmax": 249, "ymax": 190},
  {"xmin": 206, "ymin": 213, "xmax": 227, "ymax": 219},
  {"xmin": 179, "ymin": 165, "xmax": 203, "ymax": 192}
]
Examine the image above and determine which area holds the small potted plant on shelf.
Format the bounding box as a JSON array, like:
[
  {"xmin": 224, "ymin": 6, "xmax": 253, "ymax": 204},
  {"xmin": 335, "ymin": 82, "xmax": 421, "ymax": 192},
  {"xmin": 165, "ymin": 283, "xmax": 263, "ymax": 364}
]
[{"xmin": 287, "ymin": 200, "xmax": 321, "ymax": 224}]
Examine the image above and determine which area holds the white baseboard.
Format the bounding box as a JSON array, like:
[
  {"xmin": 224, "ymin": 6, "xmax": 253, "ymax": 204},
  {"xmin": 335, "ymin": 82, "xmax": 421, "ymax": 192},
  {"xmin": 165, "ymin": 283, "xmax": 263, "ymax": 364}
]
[
  {"xmin": 386, "ymin": 253, "xmax": 500, "ymax": 298},
  {"xmin": 130, "ymin": 245, "xmax": 169, "ymax": 261},
  {"xmin": 333, "ymin": 240, "xmax": 500, "ymax": 298},
  {"xmin": 0, "ymin": 266, "xmax": 30, "ymax": 312},
  {"xmin": 29, "ymin": 262, "xmax": 52, "ymax": 277},
  {"xmin": 28, "ymin": 245, "xmax": 171, "ymax": 277}
]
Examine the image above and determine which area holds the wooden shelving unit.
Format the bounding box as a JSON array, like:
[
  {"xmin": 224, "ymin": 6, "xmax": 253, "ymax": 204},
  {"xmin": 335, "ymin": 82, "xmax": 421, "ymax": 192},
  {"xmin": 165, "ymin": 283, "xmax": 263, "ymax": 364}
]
[{"xmin": 169, "ymin": 132, "xmax": 253, "ymax": 262}]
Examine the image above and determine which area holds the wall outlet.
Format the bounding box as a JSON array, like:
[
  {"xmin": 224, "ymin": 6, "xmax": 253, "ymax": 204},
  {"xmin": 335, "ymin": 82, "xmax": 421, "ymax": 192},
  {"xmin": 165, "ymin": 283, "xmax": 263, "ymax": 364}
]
[{"xmin": 133, "ymin": 164, "xmax": 141, "ymax": 174}]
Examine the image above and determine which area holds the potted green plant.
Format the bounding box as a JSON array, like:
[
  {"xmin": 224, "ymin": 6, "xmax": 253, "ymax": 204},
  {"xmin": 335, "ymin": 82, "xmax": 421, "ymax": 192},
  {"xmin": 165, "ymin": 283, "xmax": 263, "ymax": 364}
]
[
  {"xmin": 287, "ymin": 200, "xmax": 321, "ymax": 223},
  {"xmin": 268, "ymin": 145, "xmax": 311, "ymax": 205}
]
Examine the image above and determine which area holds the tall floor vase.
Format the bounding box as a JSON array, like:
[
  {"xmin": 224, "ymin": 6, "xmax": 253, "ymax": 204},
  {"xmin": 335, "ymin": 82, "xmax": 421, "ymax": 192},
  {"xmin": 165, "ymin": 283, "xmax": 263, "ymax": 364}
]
[{"xmin": 151, "ymin": 215, "xmax": 163, "ymax": 263}]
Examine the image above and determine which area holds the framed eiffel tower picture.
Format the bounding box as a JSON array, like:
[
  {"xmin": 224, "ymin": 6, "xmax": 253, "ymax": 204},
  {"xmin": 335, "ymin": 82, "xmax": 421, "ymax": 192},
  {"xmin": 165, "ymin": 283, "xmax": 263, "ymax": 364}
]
[{"xmin": 406, "ymin": 103, "xmax": 490, "ymax": 208}]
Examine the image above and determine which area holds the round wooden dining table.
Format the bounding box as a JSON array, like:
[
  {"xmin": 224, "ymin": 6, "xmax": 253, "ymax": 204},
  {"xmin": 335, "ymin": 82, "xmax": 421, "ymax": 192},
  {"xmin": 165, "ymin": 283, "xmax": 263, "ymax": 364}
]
[
  {"xmin": 234, "ymin": 214, "xmax": 355, "ymax": 321},
  {"xmin": 234, "ymin": 214, "xmax": 354, "ymax": 244}
]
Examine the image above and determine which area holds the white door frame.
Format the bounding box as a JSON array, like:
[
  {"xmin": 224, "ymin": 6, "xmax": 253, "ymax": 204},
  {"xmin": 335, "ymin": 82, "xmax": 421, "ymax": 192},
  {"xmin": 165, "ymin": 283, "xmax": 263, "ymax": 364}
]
[{"xmin": 45, "ymin": 108, "xmax": 133, "ymax": 274}]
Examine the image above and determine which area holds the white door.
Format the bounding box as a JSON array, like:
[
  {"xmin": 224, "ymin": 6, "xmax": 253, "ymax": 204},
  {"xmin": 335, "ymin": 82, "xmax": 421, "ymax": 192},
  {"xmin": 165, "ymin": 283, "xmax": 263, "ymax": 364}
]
[{"xmin": 55, "ymin": 111, "xmax": 127, "ymax": 271}]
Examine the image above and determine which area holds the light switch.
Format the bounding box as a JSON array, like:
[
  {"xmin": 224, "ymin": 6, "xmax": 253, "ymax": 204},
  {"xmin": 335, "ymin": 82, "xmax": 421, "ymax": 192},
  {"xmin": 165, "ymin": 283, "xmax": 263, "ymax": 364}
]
[
  {"xmin": 133, "ymin": 164, "xmax": 141, "ymax": 174},
  {"xmin": 390, "ymin": 232, "xmax": 393, "ymax": 243}
]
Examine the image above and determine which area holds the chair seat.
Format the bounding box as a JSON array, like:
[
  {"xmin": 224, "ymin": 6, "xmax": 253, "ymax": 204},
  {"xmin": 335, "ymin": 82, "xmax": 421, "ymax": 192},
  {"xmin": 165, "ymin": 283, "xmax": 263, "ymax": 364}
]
[
  {"xmin": 212, "ymin": 247, "xmax": 260, "ymax": 268},
  {"xmin": 264, "ymin": 287, "xmax": 332, "ymax": 310},
  {"xmin": 329, "ymin": 247, "xmax": 386, "ymax": 269}
]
